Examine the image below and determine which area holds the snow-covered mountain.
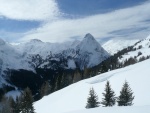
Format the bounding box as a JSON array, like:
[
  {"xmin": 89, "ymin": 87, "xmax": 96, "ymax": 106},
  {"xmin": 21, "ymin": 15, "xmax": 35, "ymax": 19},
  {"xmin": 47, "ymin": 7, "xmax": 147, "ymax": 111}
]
[
  {"xmin": 0, "ymin": 33, "xmax": 110, "ymax": 89},
  {"xmin": 0, "ymin": 33, "xmax": 109, "ymax": 71},
  {"xmin": 34, "ymin": 59, "xmax": 150, "ymax": 113},
  {"xmin": 0, "ymin": 39, "xmax": 32, "ymax": 74},
  {"xmin": 14, "ymin": 39, "xmax": 80, "ymax": 58},
  {"xmin": 75, "ymin": 33, "xmax": 110, "ymax": 69},
  {"xmin": 102, "ymin": 39, "xmax": 138, "ymax": 55},
  {"xmin": 0, "ymin": 39, "xmax": 34, "ymax": 87},
  {"xmin": 11, "ymin": 33, "xmax": 109, "ymax": 70},
  {"xmin": 118, "ymin": 35, "xmax": 150, "ymax": 63}
]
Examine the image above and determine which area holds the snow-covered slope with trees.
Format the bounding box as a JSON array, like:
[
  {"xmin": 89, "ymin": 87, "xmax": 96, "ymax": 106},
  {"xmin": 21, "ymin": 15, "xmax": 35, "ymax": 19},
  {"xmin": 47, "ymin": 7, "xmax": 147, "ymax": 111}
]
[
  {"xmin": 118, "ymin": 35, "xmax": 150, "ymax": 63},
  {"xmin": 0, "ymin": 39, "xmax": 34, "ymax": 87},
  {"xmin": 34, "ymin": 59, "xmax": 150, "ymax": 113},
  {"xmin": 102, "ymin": 39, "xmax": 138, "ymax": 55}
]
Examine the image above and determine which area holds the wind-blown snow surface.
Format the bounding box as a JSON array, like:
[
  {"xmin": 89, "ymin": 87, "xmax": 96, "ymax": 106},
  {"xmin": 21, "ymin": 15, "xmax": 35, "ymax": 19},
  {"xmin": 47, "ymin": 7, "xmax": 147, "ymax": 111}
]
[{"xmin": 34, "ymin": 59, "xmax": 150, "ymax": 113}]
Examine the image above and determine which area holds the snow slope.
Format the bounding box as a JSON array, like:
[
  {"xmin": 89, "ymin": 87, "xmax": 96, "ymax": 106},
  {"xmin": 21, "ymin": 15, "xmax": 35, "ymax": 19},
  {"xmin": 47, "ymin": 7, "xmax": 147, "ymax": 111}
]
[
  {"xmin": 0, "ymin": 39, "xmax": 32, "ymax": 73},
  {"xmin": 65, "ymin": 106, "xmax": 150, "ymax": 113},
  {"xmin": 34, "ymin": 59, "xmax": 150, "ymax": 113},
  {"xmin": 102, "ymin": 39, "xmax": 138, "ymax": 55},
  {"xmin": 119, "ymin": 36, "xmax": 150, "ymax": 62}
]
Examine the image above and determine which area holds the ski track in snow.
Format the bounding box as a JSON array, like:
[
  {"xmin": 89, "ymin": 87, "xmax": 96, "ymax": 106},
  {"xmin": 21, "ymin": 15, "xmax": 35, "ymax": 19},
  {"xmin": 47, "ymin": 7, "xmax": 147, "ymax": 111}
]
[{"xmin": 86, "ymin": 68, "xmax": 131, "ymax": 84}]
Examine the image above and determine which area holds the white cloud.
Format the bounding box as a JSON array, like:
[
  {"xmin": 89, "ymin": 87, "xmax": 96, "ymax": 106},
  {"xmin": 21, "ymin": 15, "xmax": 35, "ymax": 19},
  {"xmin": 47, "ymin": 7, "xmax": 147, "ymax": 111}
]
[
  {"xmin": 20, "ymin": 1, "xmax": 150, "ymax": 42},
  {"xmin": 0, "ymin": 0, "xmax": 59, "ymax": 20}
]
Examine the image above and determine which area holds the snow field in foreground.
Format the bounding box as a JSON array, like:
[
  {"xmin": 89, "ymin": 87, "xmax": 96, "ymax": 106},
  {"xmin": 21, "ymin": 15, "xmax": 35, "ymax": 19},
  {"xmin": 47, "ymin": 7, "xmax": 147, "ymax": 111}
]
[
  {"xmin": 34, "ymin": 59, "xmax": 150, "ymax": 113},
  {"xmin": 65, "ymin": 105, "xmax": 150, "ymax": 113}
]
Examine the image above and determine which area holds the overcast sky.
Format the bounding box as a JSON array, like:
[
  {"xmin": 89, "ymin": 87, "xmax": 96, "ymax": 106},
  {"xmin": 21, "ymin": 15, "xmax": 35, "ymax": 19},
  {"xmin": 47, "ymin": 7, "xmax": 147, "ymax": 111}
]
[{"xmin": 0, "ymin": 0, "xmax": 150, "ymax": 43}]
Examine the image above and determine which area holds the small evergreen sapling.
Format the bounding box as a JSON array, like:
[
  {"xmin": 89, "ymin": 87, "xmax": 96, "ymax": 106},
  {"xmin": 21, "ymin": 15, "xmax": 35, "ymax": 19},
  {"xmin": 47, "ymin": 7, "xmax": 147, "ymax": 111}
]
[
  {"xmin": 101, "ymin": 81, "xmax": 116, "ymax": 107},
  {"xmin": 117, "ymin": 81, "xmax": 134, "ymax": 106},
  {"xmin": 86, "ymin": 88, "xmax": 100, "ymax": 108}
]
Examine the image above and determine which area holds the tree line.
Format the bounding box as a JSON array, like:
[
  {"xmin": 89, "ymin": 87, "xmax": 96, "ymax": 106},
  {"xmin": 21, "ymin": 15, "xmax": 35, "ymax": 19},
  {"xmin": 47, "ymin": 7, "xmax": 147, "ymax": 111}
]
[
  {"xmin": 0, "ymin": 87, "xmax": 35, "ymax": 113},
  {"xmin": 0, "ymin": 80, "xmax": 52, "ymax": 113},
  {"xmin": 86, "ymin": 81, "xmax": 134, "ymax": 108}
]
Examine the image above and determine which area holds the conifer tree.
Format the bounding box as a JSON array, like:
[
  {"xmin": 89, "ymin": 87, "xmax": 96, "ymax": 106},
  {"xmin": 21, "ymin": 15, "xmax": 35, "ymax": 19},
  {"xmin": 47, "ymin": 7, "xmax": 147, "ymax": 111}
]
[
  {"xmin": 20, "ymin": 87, "xmax": 35, "ymax": 113},
  {"xmin": 86, "ymin": 88, "xmax": 99, "ymax": 108},
  {"xmin": 117, "ymin": 81, "xmax": 134, "ymax": 106},
  {"xmin": 40, "ymin": 81, "xmax": 51, "ymax": 98},
  {"xmin": 101, "ymin": 81, "xmax": 116, "ymax": 107}
]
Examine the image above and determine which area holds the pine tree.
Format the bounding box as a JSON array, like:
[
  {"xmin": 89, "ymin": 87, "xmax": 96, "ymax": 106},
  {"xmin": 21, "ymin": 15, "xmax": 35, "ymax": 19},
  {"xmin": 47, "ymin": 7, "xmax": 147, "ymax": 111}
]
[
  {"xmin": 86, "ymin": 88, "xmax": 99, "ymax": 108},
  {"xmin": 117, "ymin": 81, "xmax": 134, "ymax": 106},
  {"xmin": 101, "ymin": 81, "xmax": 116, "ymax": 107},
  {"xmin": 20, "ymin": 87, "xmax": 35, "ymax": 113}
]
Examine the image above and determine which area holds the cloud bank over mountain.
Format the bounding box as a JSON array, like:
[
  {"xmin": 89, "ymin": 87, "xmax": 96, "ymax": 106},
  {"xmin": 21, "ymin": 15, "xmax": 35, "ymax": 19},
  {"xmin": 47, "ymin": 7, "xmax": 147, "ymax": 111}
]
[{"xmin": 0, "ymin": 0, "xmax": 150, "ymax": 43}]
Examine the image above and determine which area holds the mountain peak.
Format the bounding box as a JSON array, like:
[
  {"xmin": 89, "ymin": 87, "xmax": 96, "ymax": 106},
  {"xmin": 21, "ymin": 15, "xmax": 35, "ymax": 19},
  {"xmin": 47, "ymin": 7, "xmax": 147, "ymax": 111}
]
[
  {"xmin": 76, "ymin": 33, "xmax": 110, "ymax": 69},
  {"xmin": 30, "ymin": 39, "xmax": 43, "ymax": 43},
  {"xmin": 84, "ymin": 33, "xmax": 95, "ymax": 40},
  {"xmin": 80, "ymin": 33, "xmax": 100, "ymax": 49}
]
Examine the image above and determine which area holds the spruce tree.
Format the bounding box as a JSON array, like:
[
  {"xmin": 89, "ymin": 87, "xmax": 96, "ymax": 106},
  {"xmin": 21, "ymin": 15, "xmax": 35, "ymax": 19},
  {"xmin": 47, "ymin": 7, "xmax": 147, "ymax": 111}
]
[
  {"xmin": 117, "ymin": 81, "xmax": 134, "ymax": 106},
  {"xmin": 86, "ymin": 88, "xmax": 99, "ymax": 108},
  {"xmin": 101, "ymin": 81, "xmax": 116, "ymax": 107},
  {"xmin": 20, "ymin": 87, "xmax": 35, "ymax": 113}
]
